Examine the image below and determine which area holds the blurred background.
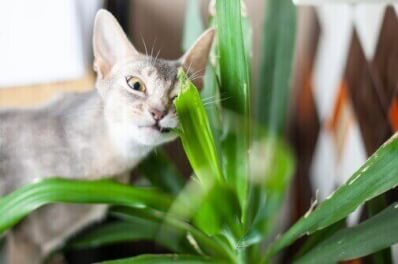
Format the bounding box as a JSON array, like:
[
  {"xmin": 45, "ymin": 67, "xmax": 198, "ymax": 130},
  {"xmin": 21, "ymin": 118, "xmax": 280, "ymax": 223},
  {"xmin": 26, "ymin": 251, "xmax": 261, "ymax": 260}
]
[{"xmin": 0, "ymin": 0, "xmax": 398, "ymax": 262}]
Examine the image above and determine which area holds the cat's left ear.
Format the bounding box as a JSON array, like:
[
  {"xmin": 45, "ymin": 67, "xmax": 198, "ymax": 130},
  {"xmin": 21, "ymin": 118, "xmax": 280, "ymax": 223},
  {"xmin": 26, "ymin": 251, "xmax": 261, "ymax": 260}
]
[
  {"xmin": 180, "ymin": 28, "xmax": 215, "ymax": 90},
  {"xmin": 93, "ymin": 9, "xmax": 139, "ymax": 79}
]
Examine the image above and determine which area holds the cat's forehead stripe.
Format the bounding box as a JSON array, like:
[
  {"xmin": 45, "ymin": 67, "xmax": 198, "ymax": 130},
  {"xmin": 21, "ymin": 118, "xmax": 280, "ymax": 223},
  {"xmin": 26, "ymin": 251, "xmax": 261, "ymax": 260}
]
[{"xmin": 152, "ymin": 59, "xmax": 180, "ymax": 80}]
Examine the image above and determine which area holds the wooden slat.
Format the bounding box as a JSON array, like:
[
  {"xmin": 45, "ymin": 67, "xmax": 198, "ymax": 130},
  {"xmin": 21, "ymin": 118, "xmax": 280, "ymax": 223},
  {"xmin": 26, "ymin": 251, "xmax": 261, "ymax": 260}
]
[{"xmin": 344, "ymin": 31, "xmax": 391, "ymax": 155}]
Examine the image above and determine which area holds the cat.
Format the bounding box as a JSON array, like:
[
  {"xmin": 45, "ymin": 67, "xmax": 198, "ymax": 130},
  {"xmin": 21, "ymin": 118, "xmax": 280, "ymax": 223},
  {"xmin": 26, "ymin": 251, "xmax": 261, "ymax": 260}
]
[{"xmin": 0, "ymin": 9, "xmax": 214, "ymax": 264}]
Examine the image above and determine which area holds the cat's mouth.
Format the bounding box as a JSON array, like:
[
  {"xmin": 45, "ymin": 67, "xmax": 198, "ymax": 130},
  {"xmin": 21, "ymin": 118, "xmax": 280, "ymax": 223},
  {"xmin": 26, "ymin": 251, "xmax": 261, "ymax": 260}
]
[{"xmin": 141, "ymin": 124, "xmax": 172, "ymax": 133}]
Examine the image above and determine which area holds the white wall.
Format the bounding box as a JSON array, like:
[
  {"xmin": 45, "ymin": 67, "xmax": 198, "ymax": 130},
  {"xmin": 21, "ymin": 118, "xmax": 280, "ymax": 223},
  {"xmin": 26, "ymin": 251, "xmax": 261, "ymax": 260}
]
[{"xmin": 0, "ymin": 0, "xmax": 103, "ymax": 87}]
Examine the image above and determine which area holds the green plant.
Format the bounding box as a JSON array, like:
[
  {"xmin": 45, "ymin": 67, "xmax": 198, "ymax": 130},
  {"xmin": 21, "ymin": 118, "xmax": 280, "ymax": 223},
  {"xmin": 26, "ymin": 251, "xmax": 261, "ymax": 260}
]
[{"xmin": 1, "ymin": 0, "xmax": 398, "ymax": 263}]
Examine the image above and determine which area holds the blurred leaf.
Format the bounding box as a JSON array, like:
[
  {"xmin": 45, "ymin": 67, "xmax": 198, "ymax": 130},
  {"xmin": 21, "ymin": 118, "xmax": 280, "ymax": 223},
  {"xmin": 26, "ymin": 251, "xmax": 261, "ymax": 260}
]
[
  {"xmin": 175, "ymin": 69, "xmax": 224, "ymax": 185},
  {"xmin": 0, "ymin": 178, "xmax": 171, "ymax": 235},
  {"xmin": 138, "ymin": 150, "xmax": 184, "ymax": 194},
  {"xmin": 69, "ymin": 218, "xmax": 183, "ymax": 252},
  {"xmin": 216, "ymin": 0, "xmax": 251, "ymax": 224},
  {"xmin": 243, "ymin": 135, "xmax": 295, "ymax": 247},
  {"xmin": 69, "ymin": 222, "xmax": 142, "ymax": 246},
  {"xmin": 256, "ymin": 0, "xmax": 296, "ymax": 135},
  {"xmin": 267, "ymin": 133, "xmax": 398, "ymax": 257},
  {"xmin": 100, "ymin": 254, "xmax": 214, "ymax": 264},
  {"xmin": 295, "ymin": 203, "xmax": 398, "ymax": 264},
  {"xmin": 219, "ymin": 112, "xmax": 248, "ymax": 216},
  {"xmin": 69, "ymin": 221, "xmax": 153, "ymax": 248},
  {"xmin": 111, "ymin": 207, "xmax": 235, "ymax": 262},
  {"xmin": 182, "ymin": 0, "xmax": 204, "ymax": 52},
  {"xmin": 192, "ymin": 183, "xmax": 241, "ymax": 237}
]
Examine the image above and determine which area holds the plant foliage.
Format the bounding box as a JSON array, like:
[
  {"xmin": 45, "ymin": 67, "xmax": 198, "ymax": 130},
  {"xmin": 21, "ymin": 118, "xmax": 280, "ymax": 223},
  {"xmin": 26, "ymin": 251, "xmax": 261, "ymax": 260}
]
[{"xmin": 1, "ymin": 0, "xmax": 397, "ymax": 263}]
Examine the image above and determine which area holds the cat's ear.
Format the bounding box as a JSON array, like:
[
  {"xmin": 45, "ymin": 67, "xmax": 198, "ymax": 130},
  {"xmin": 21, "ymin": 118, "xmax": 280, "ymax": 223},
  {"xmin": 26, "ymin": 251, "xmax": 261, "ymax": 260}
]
[
  {"xmin": 93, "ymin": 9, "xmax": 138, "ymax": 79},
  {"xmin": 180, "ymin": 28, "xmax": 215, "ymax": 90}
]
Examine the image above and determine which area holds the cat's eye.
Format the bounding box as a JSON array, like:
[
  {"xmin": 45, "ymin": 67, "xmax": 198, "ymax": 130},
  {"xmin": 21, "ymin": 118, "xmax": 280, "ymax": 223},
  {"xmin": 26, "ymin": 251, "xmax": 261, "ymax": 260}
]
[{"xmin": 126, "ymin": 76, "xmax": 146, "ymax": 93}]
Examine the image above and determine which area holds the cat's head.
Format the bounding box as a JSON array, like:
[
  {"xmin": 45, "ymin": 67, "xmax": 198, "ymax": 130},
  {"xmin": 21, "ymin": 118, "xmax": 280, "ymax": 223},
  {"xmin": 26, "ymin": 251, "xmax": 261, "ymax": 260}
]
[{"xmin": 92, "ymin": 10, "xmax": 214, "ymax": 147}]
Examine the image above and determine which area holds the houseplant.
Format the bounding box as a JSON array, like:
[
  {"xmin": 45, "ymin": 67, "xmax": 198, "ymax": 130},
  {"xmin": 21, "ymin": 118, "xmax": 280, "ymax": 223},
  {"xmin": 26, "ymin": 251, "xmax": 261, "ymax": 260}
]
[{"xmin": 1, "ymin": 0, "xmax": 398, "ymax": 263}]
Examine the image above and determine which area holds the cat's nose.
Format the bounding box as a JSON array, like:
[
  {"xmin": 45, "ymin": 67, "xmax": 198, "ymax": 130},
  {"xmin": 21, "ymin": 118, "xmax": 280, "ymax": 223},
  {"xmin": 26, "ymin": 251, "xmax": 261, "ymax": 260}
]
[{"xmin": 150, "ymin": 108, "xmax": 167, "ymax": 121}]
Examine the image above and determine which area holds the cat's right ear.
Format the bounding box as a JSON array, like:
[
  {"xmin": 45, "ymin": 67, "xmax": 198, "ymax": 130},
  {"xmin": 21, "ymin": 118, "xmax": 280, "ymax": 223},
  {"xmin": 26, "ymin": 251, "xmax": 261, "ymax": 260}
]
[
  {"xmin": 93, "ymin": 9, "xmax": 138, "ymax": 79},
  {"xmin": 180, "ymin": 28, "xmax": 215, "ymax": 90}
]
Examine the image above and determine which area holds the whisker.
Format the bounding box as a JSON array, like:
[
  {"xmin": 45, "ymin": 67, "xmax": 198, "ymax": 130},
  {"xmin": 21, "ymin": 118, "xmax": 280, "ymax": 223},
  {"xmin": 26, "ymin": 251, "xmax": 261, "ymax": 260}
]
[
  {"xmin": 140, "ymin": 34, "xmax": 149, "ymax": 57},
  {"xmin": 154, "ymin": 48, "xmax": 161, "ymax": 64},
  {"xmin": 189, "ymin": 74, "xmax": 204, "ymax": 82},
  {"xmin": 185, "ymin": 61, "xmax": 194, "ymax": 76},
  {"xmin": 150, "ymin": 38, "xmax": 157, "ymax": 65},
  {"xmin": 202, "ymin": 96, "xmax": 231, "ymax": 106},
  {"xmin": 201, "ymin": 95, "xmax": 218, "ymax": 102}
]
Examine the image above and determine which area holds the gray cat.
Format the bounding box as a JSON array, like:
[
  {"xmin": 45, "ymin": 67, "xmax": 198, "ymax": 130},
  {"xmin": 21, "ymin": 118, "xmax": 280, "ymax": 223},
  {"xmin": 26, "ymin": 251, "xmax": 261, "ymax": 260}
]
[{"xmin": 0, "ymin": 9, "xmax": 214, "ymax": 264}]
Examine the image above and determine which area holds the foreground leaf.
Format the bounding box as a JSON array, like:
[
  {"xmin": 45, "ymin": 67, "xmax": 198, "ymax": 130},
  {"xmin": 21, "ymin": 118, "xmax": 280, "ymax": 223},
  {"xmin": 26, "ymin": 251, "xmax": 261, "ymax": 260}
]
[
  {"xmin": 175, "ymin": 69, "xmax": 223, "ymax": 185},
  {"xmin": 192, "ymin": 183, "xmax": 241, "ymax": 237},
  {"xmin": 267, "ymin": 133, "xmax": 398, "ymax": 256},
  {"xmin": 244, "ymin": 135, "xmax": 295, "ymax": 248},
  {"xmin": 295, "ymin": 203, "xmax": 398, "ymax": 263},
  {"xmin": 0, "ymin": 178, "xmax": 171, "ymax": 235},
  {"xmin": 100, "ymin": 254, "xmax": 214, "ymax": 264}
]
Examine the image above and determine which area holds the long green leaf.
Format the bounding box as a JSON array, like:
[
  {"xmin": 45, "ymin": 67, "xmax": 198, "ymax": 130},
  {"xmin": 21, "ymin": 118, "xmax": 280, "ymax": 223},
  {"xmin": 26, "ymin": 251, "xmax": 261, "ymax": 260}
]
[
  {"xmin": 175, "ymin": 69, "xmax": 223, "ymax": 185},
  {"xmin": 256, "ymin": 0, "xmax": 296, "ymax": 135},
  {"xmin": 267, "ymin": 133, "xmax": 398, "ymax": 257},
  {"xmin": 0, "ymin": 178, "xmax": 171, "ymax": 235},
  {"xmin": 216, "ymin": 0, "xmax": 250, "ymax": 115},
  {"xmin": 138, "ymin": 150, "xmax": 184, "ymax": 194},
  {"xmin": 100, "ymin": 254, "xmax": 214, "ymax": 264},
  {"xmin": 295, "ymin": 203, "xmax": 398, "ymax": 263},
  {"xmin": 216, "ymin": 0, "xmax": 251, "ymax": 224}
]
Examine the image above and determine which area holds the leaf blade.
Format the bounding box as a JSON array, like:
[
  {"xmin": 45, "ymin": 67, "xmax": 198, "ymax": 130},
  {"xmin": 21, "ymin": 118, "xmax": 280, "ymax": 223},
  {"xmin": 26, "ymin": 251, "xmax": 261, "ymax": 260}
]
[
  {"xmin": 175, "ymin": 69, "xmax": 224, "ymax": 185},
  {"xmin": 0, "ymin": 178, "xmax": 171, "ymax": 235},
  {"xmin": 256, "ymin": 0, "xmax": 296, "ymax": 136},
  {"xmin": 267, "ymin": 133, "xmax": 398, "ymax": 256},
  {"xmin": 295, "ymin": 203, "xmax": 398, "ymax": 264},
  {"xmin": 215, "ymin": 0, "xmax": 251, "ymax": 224}
]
